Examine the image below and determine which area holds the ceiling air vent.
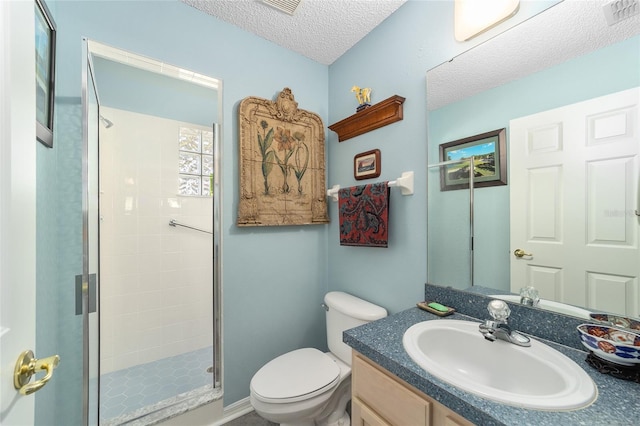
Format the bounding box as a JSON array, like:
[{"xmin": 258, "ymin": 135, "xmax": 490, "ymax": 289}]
[
  {"xmin": 602, "ymin": 0, "xmax": 639, "ymax": 26},
  {"xmin": 262, "ymin": 0, "xmax": 302, "ymax": 15}
]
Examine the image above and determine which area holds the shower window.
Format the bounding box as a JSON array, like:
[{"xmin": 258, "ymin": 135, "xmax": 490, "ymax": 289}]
[{"xmin": 179, "ymin": 126, "xmax": 214, "ymax": 196}]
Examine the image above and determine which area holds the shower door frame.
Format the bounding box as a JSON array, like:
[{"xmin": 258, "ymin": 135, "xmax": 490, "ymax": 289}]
[
  {"xmin": 82, "ymin": 38, "xmax": 224, "ymax": 424},
  {"xmin": 81, "ymin": 37, "xmax": 100, "ymax": 426}
]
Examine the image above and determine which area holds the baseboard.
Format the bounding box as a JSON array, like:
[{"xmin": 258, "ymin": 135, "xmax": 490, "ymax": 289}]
[{"xmin": 213, "ymin": 397, "xmax": 253, "ymax": 425}]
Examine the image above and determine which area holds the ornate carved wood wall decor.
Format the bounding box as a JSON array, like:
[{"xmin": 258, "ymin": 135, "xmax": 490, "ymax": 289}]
[{"xmin": 238, "ymin": 88, "xmax": 329, "ymax": 226}]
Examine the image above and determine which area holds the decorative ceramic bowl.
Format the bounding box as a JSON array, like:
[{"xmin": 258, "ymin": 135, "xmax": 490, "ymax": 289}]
[
  {"xmin": 577, "ymin": 324, "xmax": 640, "ymax": 366},
  {"xmin": 589, "ymin": 313, "xmax": 640, "ymax": 331}
]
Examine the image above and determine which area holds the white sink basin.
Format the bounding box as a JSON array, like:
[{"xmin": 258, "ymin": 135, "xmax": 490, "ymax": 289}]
[
  {"xmin": 403, "ymin": 320, "xmax": 597, "ymax": 410},
  {"xmin": 490, "ymin": 294, "xmax": 592, "ymax": 319}
]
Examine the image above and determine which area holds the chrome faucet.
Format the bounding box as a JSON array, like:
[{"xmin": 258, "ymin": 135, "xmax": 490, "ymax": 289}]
[{"xmin": 479, "ymin": 300, "xmax": 531, "ymax": 347}]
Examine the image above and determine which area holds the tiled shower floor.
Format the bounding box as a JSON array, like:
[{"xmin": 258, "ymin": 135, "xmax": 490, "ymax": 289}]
[{"xmin": 100, "ymin": 346, "xmax": 214, "ymax": 423}]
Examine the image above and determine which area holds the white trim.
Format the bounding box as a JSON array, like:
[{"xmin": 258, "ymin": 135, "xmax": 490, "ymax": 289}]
[
  {"xmin": 214, "ymin": 398, "xmax": 254, "ymax": 425},
  {"xmin": 157, "ymin": 398, "xmax": 253, "ymax": 426}
]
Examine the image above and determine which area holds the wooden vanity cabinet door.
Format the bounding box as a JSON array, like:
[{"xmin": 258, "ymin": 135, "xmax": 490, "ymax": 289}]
[
  {"xmin": 353, "ymin": 352, "xmax": 430, "ymax": 425},
  {"xmin": 352, "ymin": 397, "xmax": 392, "ymax": 426},
  {"xmin": 352, "ymin": 352, "xmax": 475, "ymax": 426}
]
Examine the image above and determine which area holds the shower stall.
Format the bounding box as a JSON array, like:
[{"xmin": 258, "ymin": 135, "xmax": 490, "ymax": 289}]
[{"xmin": 82, "ymin": 39, "xmax": 223, "ymax": 425}]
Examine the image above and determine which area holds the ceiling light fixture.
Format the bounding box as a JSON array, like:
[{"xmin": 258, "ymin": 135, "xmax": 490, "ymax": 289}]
[
  {"xmin": 602, "ymin": 0, "xmax": 639, "ymax": 26},
  {"xmin": 454, "ymin": 0, "xmax": 520, "ymax": 41},
  {"xmin": 262, "ymin": 0, "xmax": 303, "ymax": 16}
]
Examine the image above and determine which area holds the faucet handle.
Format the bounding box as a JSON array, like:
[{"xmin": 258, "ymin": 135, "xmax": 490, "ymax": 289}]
[
  {"xmin": 519, "ymin": 286, "xmax": 540, "ymax": 307},
  {"xmin": 487, "ymin": 299, "xmax": 510, "ymax": 322}
]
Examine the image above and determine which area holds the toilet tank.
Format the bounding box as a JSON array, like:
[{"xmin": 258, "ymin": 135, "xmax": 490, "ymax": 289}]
[{"xmin": 324, "ymin": 292, "xmax": 387, "ymax": 365}]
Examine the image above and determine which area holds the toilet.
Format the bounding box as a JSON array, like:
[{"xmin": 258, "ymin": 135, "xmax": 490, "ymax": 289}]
[{"xmin": 250, "ymin": 291, "xmax": 387, "ymax": 426}]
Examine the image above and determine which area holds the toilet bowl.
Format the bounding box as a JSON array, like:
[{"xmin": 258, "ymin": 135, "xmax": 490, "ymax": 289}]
[
  {"xmin": 250, "ymin": 292, "xmax": 387, "ymax": 426},
  {"xmin": 250, "ymin": 349, "xmax": 351, "ymax": 426}
]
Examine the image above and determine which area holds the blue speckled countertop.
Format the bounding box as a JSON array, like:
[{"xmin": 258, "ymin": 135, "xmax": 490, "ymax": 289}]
[{"xmin": 343, "ymin": 307, "xmax": 640, "ymax": 426}]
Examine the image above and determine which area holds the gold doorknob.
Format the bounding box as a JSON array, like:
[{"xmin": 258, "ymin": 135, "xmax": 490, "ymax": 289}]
[
  {"xmin": 13, "ymin": 350, "xmax": 60, "ymax": 395},
  {"xmin": 514, "ymin": 249, "xmax": 532, "ymax": 258}
]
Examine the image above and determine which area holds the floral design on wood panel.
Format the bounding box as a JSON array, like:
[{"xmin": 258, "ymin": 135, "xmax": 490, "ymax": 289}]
[{"xmin": 238, "ymin": 88, "xmax": 329, "ymax": 226}]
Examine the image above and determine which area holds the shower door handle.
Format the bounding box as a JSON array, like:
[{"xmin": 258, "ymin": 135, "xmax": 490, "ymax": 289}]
[
  {"xmin": 13, "ymin": 350, "xmax": 60, "ymax": 395},
  {"xmin": 75, "ymin": 273, "xmax": 97, "ymax": 315}
]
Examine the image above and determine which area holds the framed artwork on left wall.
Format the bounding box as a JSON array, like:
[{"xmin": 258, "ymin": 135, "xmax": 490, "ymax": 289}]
[{"xmin": 35, "ymin": 0, "xmax": 56, "ymax": 148}]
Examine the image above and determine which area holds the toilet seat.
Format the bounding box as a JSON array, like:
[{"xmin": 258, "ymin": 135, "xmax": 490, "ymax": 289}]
[{"xmin": 250, "ymin": 348, "xmax": 340, "ymax": 404}]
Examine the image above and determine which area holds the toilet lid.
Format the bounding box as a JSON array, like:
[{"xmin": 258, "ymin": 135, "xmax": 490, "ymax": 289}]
[{"xmin": 251, "ymin": 348, "xmax": 340, "ymax": 402}]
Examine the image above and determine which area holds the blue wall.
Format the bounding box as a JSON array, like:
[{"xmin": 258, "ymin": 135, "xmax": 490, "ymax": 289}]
[
  {"xmin": 44, "ymin": 0, "xmax": 328, "ymax": 410},
  {"xmin": 428, "ymin": 35, "xmax": 640, "ymax": 292}
]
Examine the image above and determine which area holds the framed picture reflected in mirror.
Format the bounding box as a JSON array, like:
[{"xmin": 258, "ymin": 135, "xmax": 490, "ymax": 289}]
[{"xmin": 439, "ymin": 128, "xmax": 506, "ymax": 191}]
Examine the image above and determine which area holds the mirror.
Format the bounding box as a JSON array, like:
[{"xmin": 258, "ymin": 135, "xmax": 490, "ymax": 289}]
[{"xmin": 427, "ymin": 0, "xmax": 640, "ymax": 320}]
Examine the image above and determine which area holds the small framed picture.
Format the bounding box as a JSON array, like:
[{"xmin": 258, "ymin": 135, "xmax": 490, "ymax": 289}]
[
  {"xmin": 35, "ymin": 0, "xmax": 56, "ymax": 148},
  {"xmin": 354, "ymin": 149, "xmax": 381, "ymax": 180},
  {"xmin": 438, "ymin": 128, "xmax": 507, "ymax": 191}
]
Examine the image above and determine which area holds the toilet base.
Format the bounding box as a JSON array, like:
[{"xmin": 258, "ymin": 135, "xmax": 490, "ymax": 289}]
[
  {"xmin": 318, "ymin": 411, "xmax": 349, "ymax": 426},
  {"xmin": 317, "ymin": 379, "xmax": 351, "ymax": 426},
  {"xmin": 280, "ymin": 422, "xmax": 314, "ymax": 426},
  {"xmin": 278, "ymin": 410, "xmax": 349, "ymax": 426},
  {"xmin": 252, "ymin": 377, "xmax": 351, "ymax": 426}
]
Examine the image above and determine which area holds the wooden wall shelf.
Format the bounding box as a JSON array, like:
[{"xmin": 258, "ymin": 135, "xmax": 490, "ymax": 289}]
[{"xmin": 329, "ymin": 95, "xmax": 405, "ymax": 142}]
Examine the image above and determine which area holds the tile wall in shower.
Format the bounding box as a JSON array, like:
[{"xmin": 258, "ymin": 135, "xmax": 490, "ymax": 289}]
[{"xmin": 99, "ymin": 107, "xmax": 214, "ymax": 374}]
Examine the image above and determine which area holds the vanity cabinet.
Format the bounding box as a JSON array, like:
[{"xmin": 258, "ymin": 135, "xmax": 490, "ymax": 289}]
[{"xmin": 352, "ymin": 352, "xmax": 474, "ymax": 426}]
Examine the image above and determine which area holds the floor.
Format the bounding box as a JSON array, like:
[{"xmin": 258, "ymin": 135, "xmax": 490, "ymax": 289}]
[
  {"xmin": 225, "ymin": 411, "xmax": 277, "ymax": 426},
  {"xmin": 226, "ymin": 401, "xmax": 351, "ymax": 425}
]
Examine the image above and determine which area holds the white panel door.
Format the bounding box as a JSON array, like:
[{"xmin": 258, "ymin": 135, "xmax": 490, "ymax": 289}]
[
  {"xmin": 0, "ymin": 1, "xmax": 37, "ymax": 424},
  {"xmin": 510, "ymin": 88, "xmax": 640, "ymax": 317}
]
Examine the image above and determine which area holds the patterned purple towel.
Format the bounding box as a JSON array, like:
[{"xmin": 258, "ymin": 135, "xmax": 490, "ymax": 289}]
[{"xmin": 338, "ymin": 182, "xmax": 390, "ymax": 248}]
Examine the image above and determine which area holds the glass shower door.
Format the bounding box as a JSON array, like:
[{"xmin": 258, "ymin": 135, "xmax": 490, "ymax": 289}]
[
  {"xmin": 82, "ymin": 37, "xmax": 101, "ymax": 426},
  {"xmin": 86, "ymin": 39, "xmax": 223, "ymax": 425}
]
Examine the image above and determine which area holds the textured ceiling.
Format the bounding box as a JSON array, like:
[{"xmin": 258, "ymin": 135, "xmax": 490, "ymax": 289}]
[
  {"xmin": 427, "ymin": 0, "xmax": 640, "ymax": 110},
  {"xmin": 182, "ymin": 0, "xmax": 407, "ymax": 65}
]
